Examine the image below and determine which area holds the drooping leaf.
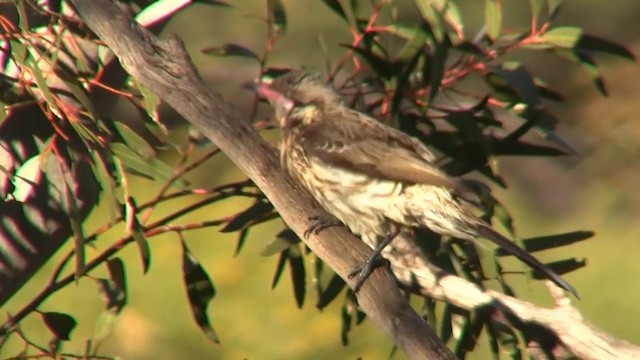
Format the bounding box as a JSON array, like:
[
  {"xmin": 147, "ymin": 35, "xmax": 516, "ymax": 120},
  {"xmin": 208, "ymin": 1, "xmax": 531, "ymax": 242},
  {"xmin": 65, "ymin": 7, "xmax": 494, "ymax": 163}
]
[
  {"xmin": 529, "ymin": 258, "xmax": 586, "ymax": 278},
  {"xmin": 41, "ymin": 312, "xmax": 77, "ymax": 341},
  {"xmin": 288, "ymin": 245, "xmax": 306, "ymax": 308},
  {"xmin": 416, "ymin": 0, "xmax": 464, "ymax": 40},
  {"xmin": 261, "ymin": 228, "xmax": 299, "ymax": 256},
  {"xmin": 201, "ymin": 43, "xmax": 259, "ymax": 61},
  {"xmin": 316, "ymin": 274, "xmax": 346, "ymax": 310},
  {"xmin": 135, "ymin": 81, "xmax": 161, "ymax": 122},
  {"xmin": 220, "ymin": 199, "xmax": 274, "ymax": 233},
  {"xmin": 110, "ymin": 143, "xmax": 183, "ymax": 185},
  {"xmin": 271, "ymin": 250, "xmax": 288, "ymax": 289},
  {"xmin": 115, "ymin": 122, "xmax": 155, "ymax": 160},
  {"xmin": 125, "ymin": 197, "xmax": 151, "ymax": 274},
  {"xmin": 234, "ymin": 228, "xmax": 250, "ymax": 257},
  {"xmin": 428, "ymin": 34, "xmax": 450, "ymax": 101},
  {"xmin": 519, "ymin": 231, "xmax": 594, "ymax": 253},
  {"xmin": 182, "ymin": 240, "xmax": 219, "ymax": 343},
  {"xmin": 90, "ymin": 150, "xmax": 119, "ymax": 224},
  {"xmin": 93, "ymin": 259, "xmax": 127, "ymax": 348},
  {"xmin": 576, "ymin": 34, "xmax": 635, "ymax": 60}
]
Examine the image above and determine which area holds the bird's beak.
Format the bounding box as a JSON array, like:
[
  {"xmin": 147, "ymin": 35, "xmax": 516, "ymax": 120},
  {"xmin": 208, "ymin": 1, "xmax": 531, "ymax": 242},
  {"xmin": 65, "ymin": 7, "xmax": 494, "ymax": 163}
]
[{"xmin": 245, "ymin": 79, "xmax": 295, "ymax": 114}]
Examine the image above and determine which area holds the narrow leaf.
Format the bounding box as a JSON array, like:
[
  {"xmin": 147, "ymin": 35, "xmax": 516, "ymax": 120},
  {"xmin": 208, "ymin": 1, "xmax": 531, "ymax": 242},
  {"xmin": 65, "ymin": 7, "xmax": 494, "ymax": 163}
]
[
  {"xmin": 261, "ymin": 228, "xmax": 299, "ymax": 256},
  {"xmin": 576, "ymin": 34, "xmax": 635, "ymax": 60},
  {"xmin": 321, "ymin": 0, "xmax": 347, "ymax": 21},
  {"xmin": 221, "ymin": 200, "xmax": 273, "ymax": 233},
  {"xmin": 90, "ymin": 150, "xmax": 119, "ymax": 224},
  {"xmin": 267, "ymin": 0, "xmax": 287, "ymax": 35},
  {"xmin": 529, "ymin": 258, "xmax": 586, "ymax": 278},
  {"xmin": 182, "ymin": 240, "xmax": 219, "ymax": 343},
  {"xmin": 288, "ymin": 245, "xmax": 306, "ymax": 308},
  {"xmin": 114, "ymin": 122, "xmax": 155, "ymax": 160},
  {"xmin": 271, "ymin": 251, "xmax": 288, "ymax": 289},
  {"xmin": 485, "ymin": 0, "xmax": 502, "ymax": 41},
  {"xmin": 316, "ymin": 274, "xmax": 346, "ymax": 309},
  {"xmin": 428, "ymin": 35, "xmax": 450, "ymax": 101},
  {"xmin": 125, "ymin": 197, "xmax": 151, "ymax": 274},
  {"xmin": 520, "ymin": 231, "xmax": 594, "ymax": 253}
]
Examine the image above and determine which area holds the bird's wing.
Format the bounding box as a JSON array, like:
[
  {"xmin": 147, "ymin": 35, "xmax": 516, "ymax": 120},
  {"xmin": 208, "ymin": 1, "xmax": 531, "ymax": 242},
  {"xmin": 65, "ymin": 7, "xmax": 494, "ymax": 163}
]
[{"xmin": 300, "ymin": 116, "xmax": 462, "ymax": 190}]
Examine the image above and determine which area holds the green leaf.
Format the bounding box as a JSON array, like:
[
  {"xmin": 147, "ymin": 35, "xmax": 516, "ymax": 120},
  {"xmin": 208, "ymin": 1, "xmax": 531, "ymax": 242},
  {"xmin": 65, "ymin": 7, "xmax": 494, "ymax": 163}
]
[
  {"xmin": 485, "ymin": 0, "xmax": 502, "ymax": 41},
  {"xmin": 576, "ymin": 34, "xmax": 635, "ymax": 60},
  {"xmin": 135, "ymin": 81, "xmax": 161, "ymax": 122},
  {"xmin": 114, "ymin": 122, "xmax": 155, "ymax": 160},
  {"xmin": 529, "ymin": 258, "xmax": 586, "ymax": 278},
  {"xmin": 416, "ymin": 0, "xmax": 464, "ymax": 40},
  {"xmin": 271, "ymin": 250, "xmax": 288, "ymax": 289},
  {"xmin": 90, "ymin": 150, "xmax": 119, "ymax": 224},
  {"xmin": 267, "ymin": 0, "xmax": 287, "ymax": 35},
  {"xmin": 316, "ymin": 274, "xmax": 346, "ymax": 309},
  {"xmin": 11, "ymin": 154, "xmax": 41, "ymax": 202},
  {"xmin": 93, "ymin": 259, "xmax": 127, "ymax": 349},
  {"xmin": 182, "ymin": 240, "xmax": 219, "ymax": 343},
  {"xmin": 54, "ymin": 67, "xmax": 99, "ymax": 121},
  {"xmin": 220, "ymin": 199, "xmax": 273, "ymax": 233},
  {"xmin": 540, "ymin": 26, "xmax": 582, "ymax": 48},
  {"xmin": 261, "ymin": 228, "xmax": 299, "ymax": 256},
  {"xmin": 288, "ymin": 245, "xmax": 306, "ymax": 308},
  {"xmin": 125, "ymin": 197, "xmax": 151, "ymax": 274},
  {"xmin": 41, "ymin": 312, "xmax": 77, "ymax": 341},
  {"xmin": 428, "ymin": 35, "xmax": 450, "ymax": 101},
  {"xmin": 110, "ymin": 143, "xmax": 183, "ymax": 185},
  {"xmin": 520, "ymin": 231, "xmax": 594, "ymax": 253},
  {"xmin": 416, "ymin": 0, "xmax": 444, "ymax": 42},
  {"xmin": 488, "ymin": 61, "xmax": 541, "ymax": 106},
  {"xmin": 201, "ymin": 43, "xmax": 259, "ymax": 61},
  {"xmin": 234, "ymin": 228, "xmax": 250, "ymax": 257},
  {"xmin": 555, "ymin": 50, "xmax": 608, "ymax": 96}
]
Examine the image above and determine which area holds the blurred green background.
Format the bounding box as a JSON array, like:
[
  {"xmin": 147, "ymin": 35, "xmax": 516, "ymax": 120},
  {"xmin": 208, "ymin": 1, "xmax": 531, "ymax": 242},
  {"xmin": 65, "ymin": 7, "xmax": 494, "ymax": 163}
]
[{"xmin": 3, "ymin": 0, "xmax": 640, "ymax": 359}]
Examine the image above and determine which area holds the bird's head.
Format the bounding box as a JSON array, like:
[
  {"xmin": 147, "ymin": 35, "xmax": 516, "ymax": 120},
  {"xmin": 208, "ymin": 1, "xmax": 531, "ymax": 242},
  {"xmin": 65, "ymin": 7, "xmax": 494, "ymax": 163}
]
[{"xmin": 252, "ymin": 70, "xmax": 340, "ymax": 129}]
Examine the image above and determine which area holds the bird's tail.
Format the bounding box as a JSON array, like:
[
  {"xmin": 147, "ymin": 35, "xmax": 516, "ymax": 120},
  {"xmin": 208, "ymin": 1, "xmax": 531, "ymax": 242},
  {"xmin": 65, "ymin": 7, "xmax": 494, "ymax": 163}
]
[{"xmin": 474, "ymin": 224, "xmax": 579, "ymax": 299}]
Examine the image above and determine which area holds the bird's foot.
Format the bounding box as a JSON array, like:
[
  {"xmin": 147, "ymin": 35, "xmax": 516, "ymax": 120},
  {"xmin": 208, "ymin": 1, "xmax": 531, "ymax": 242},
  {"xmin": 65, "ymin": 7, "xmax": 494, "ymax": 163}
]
[
  {"xmin": 348, "ymin": 256, "xmax": 390, "ymax": 293},
  {"xmin": 303, "ymin": 216, "xmax": 344, "ymax": 239}
]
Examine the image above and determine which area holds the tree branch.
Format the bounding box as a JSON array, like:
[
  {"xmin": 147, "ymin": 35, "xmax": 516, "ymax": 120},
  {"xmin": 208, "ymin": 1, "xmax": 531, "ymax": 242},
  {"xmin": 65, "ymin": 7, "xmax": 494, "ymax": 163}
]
[
  {"xmin": 67, "ymin": 0, "xmax": 454, "ymax": 359},
  {"xmin": 385, "ymin": 233, "xmax": 640, "ymax": 359}
]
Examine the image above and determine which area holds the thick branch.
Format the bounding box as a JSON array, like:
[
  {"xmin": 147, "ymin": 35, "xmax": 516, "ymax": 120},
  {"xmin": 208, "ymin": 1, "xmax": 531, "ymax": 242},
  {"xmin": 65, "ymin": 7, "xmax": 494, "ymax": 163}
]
[{"xmin": 68, "ymin": 0, "xmax": 454, "ymax": 359}]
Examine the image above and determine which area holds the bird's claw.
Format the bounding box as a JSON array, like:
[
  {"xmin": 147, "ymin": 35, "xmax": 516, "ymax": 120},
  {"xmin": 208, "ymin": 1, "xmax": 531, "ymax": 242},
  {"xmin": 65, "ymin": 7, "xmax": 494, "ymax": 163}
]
[
  {"xmin": 348, "ymin": 257, "xmax": 390, "ymax": 293},
  {"xmin": 303, "ymin": 216, "xmax": 343, "ymax": 239}
]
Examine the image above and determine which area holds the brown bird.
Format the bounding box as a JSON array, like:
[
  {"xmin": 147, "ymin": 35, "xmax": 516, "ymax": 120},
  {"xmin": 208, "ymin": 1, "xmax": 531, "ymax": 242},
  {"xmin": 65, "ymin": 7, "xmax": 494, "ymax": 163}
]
[{"xmin": 253, "ymin": 70, "xmax": 578, "ymax": 298}]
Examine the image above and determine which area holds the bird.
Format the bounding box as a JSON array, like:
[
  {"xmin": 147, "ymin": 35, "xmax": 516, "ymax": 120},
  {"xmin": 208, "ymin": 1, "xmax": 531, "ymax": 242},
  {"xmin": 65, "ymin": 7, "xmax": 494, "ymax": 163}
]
[{"xmin": 252, "ymin": 70, "xmax": 578, "ymax": 298}]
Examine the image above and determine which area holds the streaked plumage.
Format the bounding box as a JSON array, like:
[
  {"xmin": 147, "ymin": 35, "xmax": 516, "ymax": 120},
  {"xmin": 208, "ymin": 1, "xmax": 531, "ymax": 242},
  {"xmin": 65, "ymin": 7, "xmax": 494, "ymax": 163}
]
[{"xmin": 255, "ymin": 71, "xmax": 578, "ymax": 297}]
